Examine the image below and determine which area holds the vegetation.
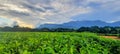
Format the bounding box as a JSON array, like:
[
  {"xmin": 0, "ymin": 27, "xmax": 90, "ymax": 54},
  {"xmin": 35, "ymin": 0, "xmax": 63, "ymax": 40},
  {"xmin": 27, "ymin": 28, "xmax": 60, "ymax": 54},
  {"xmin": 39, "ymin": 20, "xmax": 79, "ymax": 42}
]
[
  {"xmin": 0, "ymin": 26, "xmax": 120, "ymax": 37},
  {"xmin": 0, "ymin": 26, "xmax": 120, "ymax": 32},
  {"xmin": 0, "ymin": 32, "xmax": 120, "ymax": 54}
]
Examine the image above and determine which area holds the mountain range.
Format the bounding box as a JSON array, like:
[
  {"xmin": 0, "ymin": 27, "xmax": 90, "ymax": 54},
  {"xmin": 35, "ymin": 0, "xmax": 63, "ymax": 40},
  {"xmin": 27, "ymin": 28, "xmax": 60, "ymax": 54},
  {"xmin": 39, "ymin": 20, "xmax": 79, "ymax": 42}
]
[{"xmin": 37, "ymin": 20, "xmax": 120, "ymax": 29}]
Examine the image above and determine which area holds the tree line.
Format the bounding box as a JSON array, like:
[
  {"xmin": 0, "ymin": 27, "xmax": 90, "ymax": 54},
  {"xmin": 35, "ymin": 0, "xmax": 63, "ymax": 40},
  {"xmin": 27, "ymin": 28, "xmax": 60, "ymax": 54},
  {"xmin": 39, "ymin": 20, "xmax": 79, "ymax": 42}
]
[{"xmin": 0, "ymin": 26, "xmax": 120, "ymax": 34}]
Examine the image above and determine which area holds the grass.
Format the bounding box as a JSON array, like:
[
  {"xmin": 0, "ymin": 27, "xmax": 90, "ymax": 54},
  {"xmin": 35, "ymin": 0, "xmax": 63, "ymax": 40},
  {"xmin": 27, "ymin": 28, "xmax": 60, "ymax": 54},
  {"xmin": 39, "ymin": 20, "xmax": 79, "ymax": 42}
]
[{"xmin": 0, "ymin": 32, "xmax": 120, "ymax": 54}]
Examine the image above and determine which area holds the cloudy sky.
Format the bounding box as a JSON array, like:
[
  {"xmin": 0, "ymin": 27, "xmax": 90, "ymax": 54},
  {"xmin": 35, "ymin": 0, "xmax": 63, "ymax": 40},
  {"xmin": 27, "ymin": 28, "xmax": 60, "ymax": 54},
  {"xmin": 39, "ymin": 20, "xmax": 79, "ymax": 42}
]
[{"xmin": 0, "ymin": 0, "xmax": 120, "ymax": 28}]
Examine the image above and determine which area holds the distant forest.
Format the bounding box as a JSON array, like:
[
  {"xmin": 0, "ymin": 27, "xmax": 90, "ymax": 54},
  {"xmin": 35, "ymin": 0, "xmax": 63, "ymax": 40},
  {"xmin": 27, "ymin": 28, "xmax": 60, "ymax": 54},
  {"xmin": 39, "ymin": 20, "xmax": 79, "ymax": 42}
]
[{"xmin": 0, "ymin": 25, "xmax": 120, "ymax": 34}]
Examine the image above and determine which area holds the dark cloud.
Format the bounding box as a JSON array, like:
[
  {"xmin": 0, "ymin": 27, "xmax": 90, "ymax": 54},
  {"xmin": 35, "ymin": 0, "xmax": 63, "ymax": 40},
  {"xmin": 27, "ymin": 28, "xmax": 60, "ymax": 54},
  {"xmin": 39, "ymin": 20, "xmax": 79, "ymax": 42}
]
[
  {"xmin": 21, "ymin": 3, "xmax": 46, "ymax": 12},
  {"xmin": 8, "ymin": 10, "xmax": 30, "ymax": 17}
]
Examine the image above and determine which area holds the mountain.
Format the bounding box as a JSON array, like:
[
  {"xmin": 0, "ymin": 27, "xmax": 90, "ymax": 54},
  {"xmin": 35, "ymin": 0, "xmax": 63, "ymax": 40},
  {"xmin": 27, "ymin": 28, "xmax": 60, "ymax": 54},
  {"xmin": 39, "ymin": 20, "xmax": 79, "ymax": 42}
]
[{"xmin": 37, "ymin": 20, "xmax": 120, "ymax": 29}]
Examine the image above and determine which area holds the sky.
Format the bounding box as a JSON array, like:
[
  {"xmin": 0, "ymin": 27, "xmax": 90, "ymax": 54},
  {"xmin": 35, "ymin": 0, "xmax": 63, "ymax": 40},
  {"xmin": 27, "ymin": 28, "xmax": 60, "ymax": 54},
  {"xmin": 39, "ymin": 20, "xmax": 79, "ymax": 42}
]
[{"xmin": 0, "ymin": 0, "xmax": 120, "ymax": 28}]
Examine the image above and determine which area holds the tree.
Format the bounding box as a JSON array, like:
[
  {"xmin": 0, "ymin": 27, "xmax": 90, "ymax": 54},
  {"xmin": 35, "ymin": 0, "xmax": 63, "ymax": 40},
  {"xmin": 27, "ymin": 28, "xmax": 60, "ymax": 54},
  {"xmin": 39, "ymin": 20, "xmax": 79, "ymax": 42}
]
[
  {"xmin": 115, "ymin": 27, "xmax": 120, "ymax": 37},
  {"xmin": 40, "ymin": 28, "xmax": 51, "ymax": 32},
  {"xmin": 90, "ymin": 26, "xmax": 100, "ymax": 33},
  {"xmin": 103, "ymin": 26, "xmax": 112, "ymax": 34},
  {"xmin": 12, "ymin": 21, "xmax": 19, "ymax": 27},
  {"xmin": 77, "ymin": 27, "xmax": 90, "ymax": 32},
  {"xmin": 53, "ymin": 28, "xmax": 75, "ymax": 32}
]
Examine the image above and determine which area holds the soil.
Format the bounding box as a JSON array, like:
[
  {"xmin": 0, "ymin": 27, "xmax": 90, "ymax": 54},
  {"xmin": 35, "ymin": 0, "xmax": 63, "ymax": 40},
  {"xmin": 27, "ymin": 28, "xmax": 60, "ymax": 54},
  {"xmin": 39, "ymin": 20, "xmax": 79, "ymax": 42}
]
[{"xmin": 102, "ymin": 36, "xmax": 120, "ymax": 40}]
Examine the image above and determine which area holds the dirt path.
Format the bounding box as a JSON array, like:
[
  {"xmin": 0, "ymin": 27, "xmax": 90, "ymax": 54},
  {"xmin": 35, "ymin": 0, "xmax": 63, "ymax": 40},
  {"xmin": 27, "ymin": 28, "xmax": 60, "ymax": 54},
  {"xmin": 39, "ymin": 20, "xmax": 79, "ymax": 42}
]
[{"xmin": 102, "ymin": 36, "xmax": 120, "ymax": 40}]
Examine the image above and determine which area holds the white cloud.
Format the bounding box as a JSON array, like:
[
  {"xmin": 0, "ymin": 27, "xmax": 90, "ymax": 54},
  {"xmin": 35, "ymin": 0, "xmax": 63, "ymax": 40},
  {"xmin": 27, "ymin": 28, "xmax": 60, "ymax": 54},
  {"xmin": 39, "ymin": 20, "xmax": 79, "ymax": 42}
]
[
  {"xmin": 1, "ymin": 4, "xmax": 30, "ymax": 12},
  {"xmin": 0, "ymin": 0, "xmax": 92, "ymax": 28},
  {"xmin": 0, "ymin": 0, "xmax": 119, "ymax": 28}
]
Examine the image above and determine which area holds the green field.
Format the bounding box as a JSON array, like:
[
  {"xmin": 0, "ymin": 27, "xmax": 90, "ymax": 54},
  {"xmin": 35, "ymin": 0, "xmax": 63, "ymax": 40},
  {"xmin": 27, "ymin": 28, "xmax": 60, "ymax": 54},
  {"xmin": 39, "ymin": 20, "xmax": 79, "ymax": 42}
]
[{"xmin": 0, "ymin": 32, "xmax": 120, "ymax": 54}]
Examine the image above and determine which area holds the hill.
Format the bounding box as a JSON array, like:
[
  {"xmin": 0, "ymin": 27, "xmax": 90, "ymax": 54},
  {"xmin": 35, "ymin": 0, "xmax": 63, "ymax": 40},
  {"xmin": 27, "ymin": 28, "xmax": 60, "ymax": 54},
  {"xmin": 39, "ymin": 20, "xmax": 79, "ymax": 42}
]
[{"xmin": 38, "ymin": 20, "xmax": 120, "ymax": 29}]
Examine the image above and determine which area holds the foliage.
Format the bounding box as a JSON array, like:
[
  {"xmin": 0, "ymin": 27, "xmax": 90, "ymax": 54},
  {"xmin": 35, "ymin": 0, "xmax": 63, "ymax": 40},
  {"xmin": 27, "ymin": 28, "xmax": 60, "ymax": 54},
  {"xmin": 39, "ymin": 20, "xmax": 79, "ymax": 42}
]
[
  {"xmin": 0, "ymin": 32, "xmax": 120, "ymax": 54},
  {"xmin": 0, "ymin": 26, "xmax": 120, "ymax": 34}
]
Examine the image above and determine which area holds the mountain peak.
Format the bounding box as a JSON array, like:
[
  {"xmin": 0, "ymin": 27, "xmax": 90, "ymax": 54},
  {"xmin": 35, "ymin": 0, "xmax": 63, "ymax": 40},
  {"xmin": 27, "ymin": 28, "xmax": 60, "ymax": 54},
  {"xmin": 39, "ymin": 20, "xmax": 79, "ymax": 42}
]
[{"xmin": 37, "ymin": 20, "xmax": 120, "ymax": 29}]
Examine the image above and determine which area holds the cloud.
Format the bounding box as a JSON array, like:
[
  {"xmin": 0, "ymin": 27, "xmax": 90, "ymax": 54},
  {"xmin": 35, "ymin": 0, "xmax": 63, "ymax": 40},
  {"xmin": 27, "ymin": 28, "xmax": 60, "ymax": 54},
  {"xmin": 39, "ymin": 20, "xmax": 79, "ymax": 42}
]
[
  {"xmin": 0, "ymin": 18, "xmax": 13, "ymax": 27},
  {"xmin": 0, "ymin": 0, "xmax": 92, "ymax": 28},
  {"xmin": 84, "ymin": 0, "xmax": 120, "ymax": 11},
  {"xmin": 0, "ymin": 22, "xmax": 8, "ymax": 27},
  {"xmin": 101, "ymin": 0, "xmax": 120, "ymax": 11},
  {"xmin": 0, "ymin": 0, "xmax": 119, "ymax": 28}
]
